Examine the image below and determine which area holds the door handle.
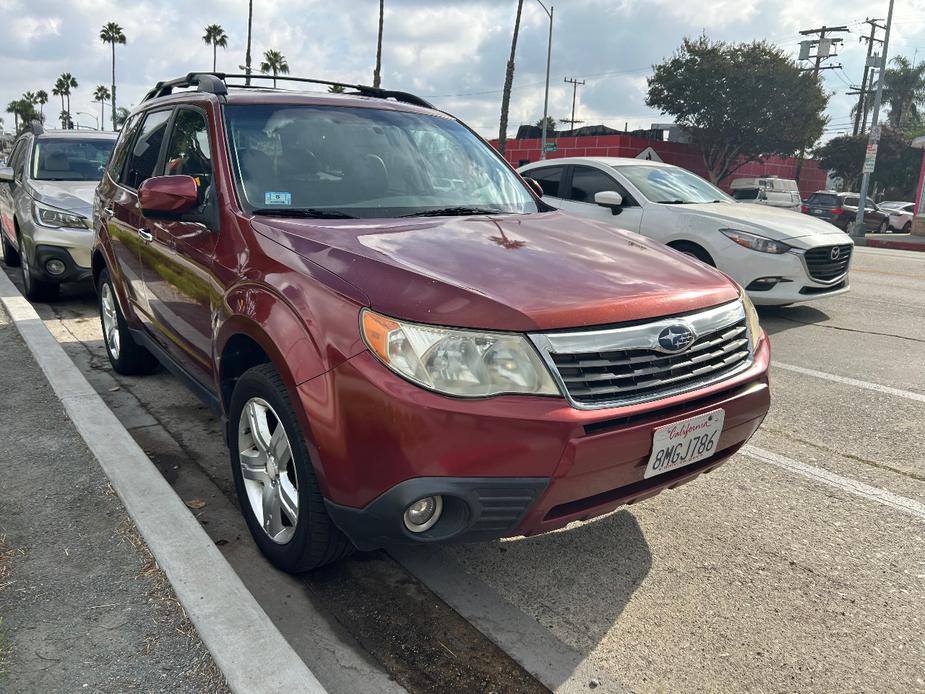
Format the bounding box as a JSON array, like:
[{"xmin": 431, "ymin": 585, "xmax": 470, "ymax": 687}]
[
  {"xmin": 138, "ymin": 228, "xmax": 154, "ymax": 243},
  {"xmin": 102, "ymin": 207, "xmax": 114, "ymax": 216}
]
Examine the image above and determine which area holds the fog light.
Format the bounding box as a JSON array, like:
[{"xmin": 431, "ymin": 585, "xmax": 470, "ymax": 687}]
[
  {"xmin": 45, "ymin": 258, "xmax": 66, "ymax": 276},
  {"xmin": 745, "ymin": 277, "xmax": 780, "ymax": 291},
  {"xmin": 403, "ymin": 495, "xmax": 443, "ymax": 533}
]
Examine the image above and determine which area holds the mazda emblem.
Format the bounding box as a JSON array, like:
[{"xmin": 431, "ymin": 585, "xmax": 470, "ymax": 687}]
[{"xmin": 830, "ymin": 246, "xmax": 841, "ymax": 260}]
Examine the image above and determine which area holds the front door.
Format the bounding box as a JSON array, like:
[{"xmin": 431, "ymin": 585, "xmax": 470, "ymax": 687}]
[
  {"xmin": 136, "ymin": 107, "xmax": 219, "ymax": 387},
  {"xmin": 557, "ymin": 165, "xmax": 644, "ymax": 233}
]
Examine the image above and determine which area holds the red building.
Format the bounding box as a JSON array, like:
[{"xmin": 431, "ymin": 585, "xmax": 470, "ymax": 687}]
[{"xmin": 492, "ymin": 132, "xmax": 829, "ymax": 198}]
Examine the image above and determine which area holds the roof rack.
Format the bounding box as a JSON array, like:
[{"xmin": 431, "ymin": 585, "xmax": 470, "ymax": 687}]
[{"xmin": 141, "ymin": 72, "xmax": 434, "ymax": 109}]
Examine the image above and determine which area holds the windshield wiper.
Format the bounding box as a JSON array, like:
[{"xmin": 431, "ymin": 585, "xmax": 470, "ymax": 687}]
[
  {"xmin": 656, "ymin": 199, "xmax": 690, "ymax": 205},
  {"xmin": 251, "ymin": 208, "xmax": 356, "ymax": 219},
  {"xmin": 401, "ymin": 206, "xmax": 506, "ymax": 218}
]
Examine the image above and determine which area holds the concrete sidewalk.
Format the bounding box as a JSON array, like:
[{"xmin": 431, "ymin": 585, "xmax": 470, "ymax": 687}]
[
  {"xmin": 0, "ymin": 304, "xmax": 227, "ymax": 693},
  {"xmin": 859, "ymin": 232, "xmax": 925, "ymax": 252}
]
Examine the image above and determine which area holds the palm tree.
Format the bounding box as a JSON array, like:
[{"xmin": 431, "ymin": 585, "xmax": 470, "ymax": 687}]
[
  {"xmin": 883, "ymin": 55, "xmax": 925, "ymax": 130},
  {"xmin": 114, "ymin": 106, "xmax": 130, "ymax": 128},
  {"xmin": 93, "ymin": 85, "xmax": 111, "ymax": 130},
  {"xmin": 497, "ymin": 0, "xmax": 524, "ymax": 155},
  {"xmin": 100, "ymin": 22, "xmax": 127, "ymax": 131},
  {"xmin": 245, "ymin": 0, "xmax": 254, "ymax": 85},
  {"xmin": 328, "ymin": 84, "xmax": 346, "ymax": 93},
  {"xmin": 35, "ymin": 90, "xmax": 48, "ymax": 122},
  {"xmin": 202, "ymin": 24, "xmax": 228, "ymax": 72},
  {"xmin": 52, "ymin": 78, "xmax": 67, "ymax": 128},
  {"xmin": 260, "ymin": 49, "xmax": 289, "ymax": 88},
  {"xmin": 58, "ymin": 73, "xmax": 78, "ymax": 129},
  {"xmin": 373, "ymin": 0, "xmax": 384, "ymax": 88},
  {"xmin": 6, "ymin": 101, "xmax": 21, "ymax": 133}
]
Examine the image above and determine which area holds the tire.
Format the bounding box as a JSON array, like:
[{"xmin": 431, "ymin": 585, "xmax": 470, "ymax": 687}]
[
  {"xmin": 97, "ymin": 268, "xmax": 159, "ymax": 375},
  {"xmin": 2, "ymin": 232, "xmax": 20, "ymax": 267},
  {"xmin": 228, "ymin": 363, "xmax": 353, "ymax": 573},
  {"xmin": 903, "ymin": 221, "xmax": 912, "ymax": 233},
  {"xmin": 877, "ymin": 220, "xmax": 887, "ymax": 234},
  {"xmin": 19, "ymin": 237, "xmax": 58, "ymax": 302},
  {"xmin": 669, "ymin": 241, "xmax": 715, "ymax": 266}
]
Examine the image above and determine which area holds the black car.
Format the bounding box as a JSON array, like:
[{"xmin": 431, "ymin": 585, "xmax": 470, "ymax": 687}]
[{"xmin": 801, "ymin": 191, "xmax": 889, "ymax": 233}]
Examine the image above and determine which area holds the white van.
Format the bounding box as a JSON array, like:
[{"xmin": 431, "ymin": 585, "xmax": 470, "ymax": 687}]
[{"xmin": 730, "ymin": 177, "xmax": 802, "ymax": 210}]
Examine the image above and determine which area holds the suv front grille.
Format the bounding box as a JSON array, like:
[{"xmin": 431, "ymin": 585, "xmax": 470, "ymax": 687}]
[
  {"xmin": 803, "ymin": 244, "xmax": 852, "ymax": 282},
  {"xmin": 530, "ymin": 302, "xmax": 752, "ymax": 410}
]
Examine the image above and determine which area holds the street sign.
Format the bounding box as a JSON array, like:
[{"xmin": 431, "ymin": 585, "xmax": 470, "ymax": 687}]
[
  {"xmin": 863, "ymin": 143, "xmax": 878, "ymax": 174},
  {"xmin": 635, "ymin": 146, "xmax": 663, "ymax": 162},
  {"xmin": 870, "ymin": 125, "xmax": 881, "ymax": 143},
  {"xmin": 543, "ymin": 141, "xmax": 557, "ymax": 152}
]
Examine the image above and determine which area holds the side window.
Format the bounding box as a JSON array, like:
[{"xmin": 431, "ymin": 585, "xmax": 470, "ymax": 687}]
[
  {"xmin": 844, "ymin": 197, "xmax": 859, "ymax": 207},
  {"xmin": 528, "ymin": 166, "xmax": 564, "ymax": 198},
  {"xmin": 122, "ymin": 110, "xmax": 171, "ymax": 190},
  {"xmin": 569, "ymin": 166, "xmax": 636, "ymax": 206},
  {"xmin": 9, "ymin": 138, "xmax": 28, "ymax": 180},
  {"xmin": 162, "ymin": 109, "xmax": 213, "ymax": 192},
  {"xmin": 107, "ymin": 113, "xmax": 142, "ymax": 181}
]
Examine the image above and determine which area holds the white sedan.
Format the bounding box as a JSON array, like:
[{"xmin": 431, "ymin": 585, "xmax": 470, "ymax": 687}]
[
  {"xmin": 518, "ymin": 157, "xmax": 852, "ymax": 306},
  {"xmin": 886, "ymin": 202, "xmax": 915, "ymax": 233}
]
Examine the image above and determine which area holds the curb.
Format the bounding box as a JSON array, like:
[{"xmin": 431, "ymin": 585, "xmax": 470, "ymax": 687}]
[
  {"xmin": 864, "ymin": 238, "xmax": 925, "ymax": 252},
  {"xmin": 0, "ymin": 270, "xmax": 326, "ymax": 694}
]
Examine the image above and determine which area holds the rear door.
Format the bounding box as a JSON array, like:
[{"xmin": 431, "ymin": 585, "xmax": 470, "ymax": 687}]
[
  {"xmin": 136, "ymin": 106, "xmax": 219, "ymax": 385},
  {"xmin": 557, "ymin": 164, "xmax": 643, "ymax": 232},
  {"xmin": 524, "ymin": 165, "xmax": 567, "ymax": 208}
]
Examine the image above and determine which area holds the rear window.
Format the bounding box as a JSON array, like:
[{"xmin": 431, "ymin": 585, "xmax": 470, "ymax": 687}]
[
  {"xmin": 32, "ymin": 138, "xmax": 115, "ymax": 181},
  {"xmin": 808, "ymin": 193, "xmax": 838, "ymax": 206},
  {"xmin": 732, "ymin": 188, "xmax": 759, "ymax": 200}
]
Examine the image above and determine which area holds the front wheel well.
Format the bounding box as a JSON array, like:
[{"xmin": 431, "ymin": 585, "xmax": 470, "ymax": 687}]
[
  {"xmin": 666, "ymin": 240, "xmax": 715, "ymax": 266},
  {"xmin": 219, "ymin": 334, "xmax": 272, "ymax": 411},
  {"xmin": 91, "ymin": 249, "xmax": 107, "ymax": 290}
]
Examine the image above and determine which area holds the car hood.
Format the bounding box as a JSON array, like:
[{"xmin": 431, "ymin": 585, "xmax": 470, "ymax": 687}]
[
  {"xmin": 252, "ymin": 211, "xmax": 740, "ymax": 332},
  {"xmin": 27, "ymin": 180, "xmax": 97, "ymax": 217},
  {"xmin": 676, "ymin": 201, "xmax": 845, "ymax": 243}
]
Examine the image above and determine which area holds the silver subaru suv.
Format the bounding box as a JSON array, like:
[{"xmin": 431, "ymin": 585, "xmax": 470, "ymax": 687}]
[{"xmin": 0, "ymin": 125, "xmax": 116, "ymax": 300}]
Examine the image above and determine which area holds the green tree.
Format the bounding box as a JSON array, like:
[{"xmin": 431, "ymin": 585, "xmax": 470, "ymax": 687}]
[
  {"xmin": 814, "ymin": 127, "xmax": 919, "ymax": 197},
  {"xmin": 498, "ymin": 0, "xmax": 524, "ymax": 155},
  {"xmin": 35, "ymin": 90, "xmax": 48, "ymax": 122},
  {"xmin": 260, "ymin": 49, "xmax": 289, "ymax": 87},
  {"xmin": 202, "ymin": 24, "xmax": 228, "ymax": 72},
  {"xmin": 646, "ymin": 36, "xmax": 828, "ymax": 183},
  {"xmin": 373, "ymin": 0, "xmax": 384, "ymax": 88},
  {"xmin": 100, "ymin": 22, "xmax": 126, "ymax": 131},
  {"xmin": 115, "ymin": 106, "xmax": 130, "ymax": 128},
  {"xmin": 535, "ymin": 115, "xmax": 558, "ymax": 131},
  {"xmin": 52, "ymin": 78, "xmax": 67, "ymax": 128},
  {"xmin": 328, "ymin": 84, "xmax": 346, "ymax": 93},
  {"xmin": 883, "ymin": 55, "xmax": 925, "ymax": 130},
  {"xmin": 93, "ymin": 85, "xmax": 111, "ymax": 131},
  {"xmin": 58, "ymin": 73, "xmax": 78, "ymax": 129}
]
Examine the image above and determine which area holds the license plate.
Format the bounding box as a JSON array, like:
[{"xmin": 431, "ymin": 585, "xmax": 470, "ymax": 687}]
[
  {"xmin": 812, "ymin": 209, "xmax": 824, "ymax": 215},
  {"xmin": 644, "ymin": 409, "xmax": 725, "ymax": 479}
]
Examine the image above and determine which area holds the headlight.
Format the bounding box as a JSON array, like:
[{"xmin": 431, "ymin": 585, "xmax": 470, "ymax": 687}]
[
  {"xmin": 32, "ymin": 201, "xmax": 89, "ymax": 230},
  {"xmin": 739, "ymin": 287, "xmax": 762, "ymax": 349},
  {"xmin": 721, "ymin": 229, "xmax": 790, "ymax": 254},
  {"xmin": 360, "ymin": 309, "xmax": 560, "ymax": 398}
]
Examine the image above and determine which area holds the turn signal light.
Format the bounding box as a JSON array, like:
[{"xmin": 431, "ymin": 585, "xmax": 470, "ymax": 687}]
[
  {"xmin": 831, "ymin": 207, "xmax": 844, "ymax": 215},
  {"xmin": 800, "ymin": 205, "xmax": 809, "ymax": 213}
]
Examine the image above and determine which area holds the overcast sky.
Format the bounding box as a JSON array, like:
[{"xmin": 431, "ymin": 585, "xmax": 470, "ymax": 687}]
[{"xmin": 2, "ymin": 0, "xmax": 925, "ymax": 140}]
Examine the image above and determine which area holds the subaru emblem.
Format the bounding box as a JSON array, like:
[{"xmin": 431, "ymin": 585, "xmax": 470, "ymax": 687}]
[
  {"xmin": 830, "ymin": 246, "xmax": 841, "ymax": 260},
  {"xmin": 657, "ymin": 324, "xmax": 695, "ymax": 353}
]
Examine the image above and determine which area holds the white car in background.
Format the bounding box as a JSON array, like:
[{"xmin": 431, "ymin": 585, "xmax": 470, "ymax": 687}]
[
  {"xmin": 730, "ymin": 176, "xmax": 802, "ymax": 209},
  {"xmin": 518, "ymin": 157, "xmax": 852, "ymax": 306},
  {"xmin": 885, "ymin": 202, "xmax": 915, "ymax": 232}
]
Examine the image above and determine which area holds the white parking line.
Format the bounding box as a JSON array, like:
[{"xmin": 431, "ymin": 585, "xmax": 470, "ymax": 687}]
[
  {"xmin": 771, "ymin": 361, "xmax": 925, "ymax": 403},
  {"xmin": 743, "ymin": 445, "xmax": 925, "ymax": 523}
]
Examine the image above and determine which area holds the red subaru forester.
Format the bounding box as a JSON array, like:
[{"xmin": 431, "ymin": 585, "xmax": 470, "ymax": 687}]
[{"xmin": 92, "ymin": 73, "xmax": 770, "ymax": 572}]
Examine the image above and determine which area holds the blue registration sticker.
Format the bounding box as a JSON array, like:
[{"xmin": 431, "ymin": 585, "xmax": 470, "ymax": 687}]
[{"xmin": 264, "ymin": 191, "xmax": 292, "ymax": 206}]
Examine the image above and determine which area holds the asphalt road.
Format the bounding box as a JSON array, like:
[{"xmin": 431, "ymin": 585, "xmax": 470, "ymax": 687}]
[{"xmin": 4, "ymin": 245, "xmax": 924, "ymax": 693}]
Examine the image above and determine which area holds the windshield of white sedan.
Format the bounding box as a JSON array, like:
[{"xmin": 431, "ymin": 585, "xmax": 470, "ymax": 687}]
[
  {"xmin": 224, "ymin": 104, "xmax": 538, "ymax": 218},
  {"xmin": 32, "ymin": 138, "xmax": 115, "ymax": 181},
  {"xmin": 614, "ymin": 164, "xmax": 731, "ymax": 205}
]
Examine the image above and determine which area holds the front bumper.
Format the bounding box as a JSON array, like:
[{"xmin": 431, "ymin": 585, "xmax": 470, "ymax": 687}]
[
  {"xmin": 22, "ymin": 218, "xmax": 93, "ymax": 283},
  {"xmin": 302, "ymin": 333, "xmax": 771, "ymax": 550}
]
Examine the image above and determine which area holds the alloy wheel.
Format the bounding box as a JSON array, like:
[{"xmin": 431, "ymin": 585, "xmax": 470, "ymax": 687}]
[
  {"xmin": 238, "ymin": 397, "xmax": 299, "ymax": 544},
  {"xmin": 100, "ymin": 282, "xmax": 120, "ymax": 360}
]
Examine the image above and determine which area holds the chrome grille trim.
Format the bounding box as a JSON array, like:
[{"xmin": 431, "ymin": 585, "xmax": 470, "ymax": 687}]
[
  {"xmin": 530, "ymin": 301, "xmax": 753, "ymax": 410},
  {"xmin": 792, "ymin": 244, "xmax": 853, "ymax": 285}
]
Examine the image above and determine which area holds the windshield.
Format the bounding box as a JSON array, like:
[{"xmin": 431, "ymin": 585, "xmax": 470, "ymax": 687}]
[
  {"xmin": 224, "ymin": 104, "xmax": 538, "ymax": 218},
  {"xmin": 614, "ymin": 164, "xmax": 731, "ymax": 204},
  {"xmin": 32, "ymin": 138, "xmax": 115, "ymax": 181}
]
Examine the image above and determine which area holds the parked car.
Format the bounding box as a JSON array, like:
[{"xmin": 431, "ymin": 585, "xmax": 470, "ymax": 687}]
[
  {"xmin": 801, "ymin": 191, "xmax": 889, "ymax": 233},
  {"xmin": 886, "ymin": 202, "xmax": 915, "ymax": 232},
  {"xmin": 730, "ymin": 176, "xmax": 802, "ymax": 209},
  {"xmin": 877, "ymin": 200, "xmax": 913, "ymax": 213},
  {"xmin": 0, "ymin": 125, "xmax": 117, "ymax": 300},
  {"xmin": 518, "ymin": 157, "xmax": 852, "ymax": 306},
  {"xmin": 92, "ymin": 73, "xmax": 770, "ymax": 572}
]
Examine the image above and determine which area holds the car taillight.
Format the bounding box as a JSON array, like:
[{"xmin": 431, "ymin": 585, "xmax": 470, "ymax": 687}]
[
  {"xmin": 801, "ymin": 205, "xmax": 809, "ymax": 213},
  {"xmin": 831, "ymin": 207, "xmax": 844, "ymax": 215}
]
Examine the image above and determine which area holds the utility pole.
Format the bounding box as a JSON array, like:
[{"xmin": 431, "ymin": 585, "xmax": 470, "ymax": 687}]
[
  {"xmin": 561, "ymin": 77, "xmax": 585, "ymax": 129},
  {"xmin": 850, "ymin": 19, "xmax": 885, "ymax": 136},
  {"xmin": 795, "ymin": 25, "xmax": 849, "ymax": 181},
  {"xmin": 854, "ymin": 0, "xmax": 895, "ymax": 238},
  {"xmin": 536, "ymin": 1, "xmax": 554, "ymax": 160}
]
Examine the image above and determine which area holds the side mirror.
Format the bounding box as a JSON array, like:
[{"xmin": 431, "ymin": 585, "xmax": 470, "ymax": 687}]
[
  {"xmin": 523, "ymin": 176, "xmax": 544, "ymax": 199},
  {"xmin": 0, "ymin": 167, "xmax": 14, "ymax": 183},
  {"xmin": 139, "ymin": 175, "xmax": 199, "ymax": 219},
  {"xmin": 594, "ymin": 190, "xmax": 623, "ymax": 215}
]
